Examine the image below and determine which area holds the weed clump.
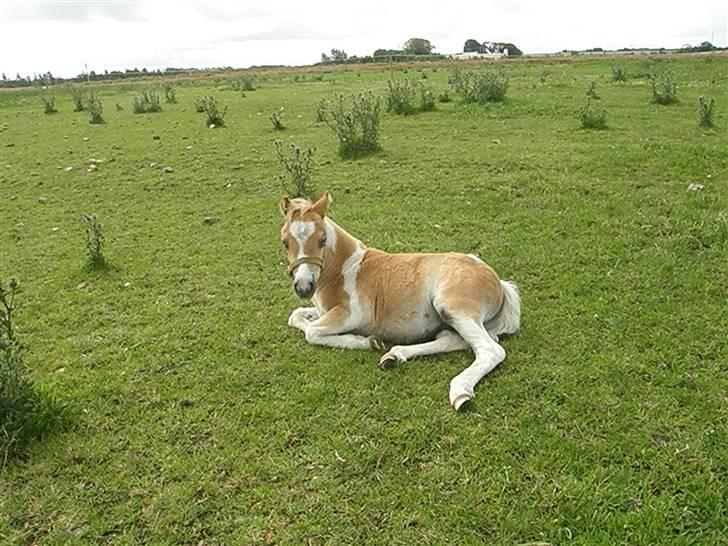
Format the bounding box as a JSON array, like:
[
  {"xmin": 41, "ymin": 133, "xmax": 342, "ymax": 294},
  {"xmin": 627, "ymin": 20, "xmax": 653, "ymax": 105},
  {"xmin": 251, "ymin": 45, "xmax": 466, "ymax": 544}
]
[
  {"xmin": 579, "ymin": 99, "xmax": 608, "ymax": 129},
  {"xmin": 586, "ymin": 81, "xmax": 600, "ymax": 99},
  {"xmin": 270, "ymin": 111, "xmax": 285, "ymax": 130},
  {"xmin": 232, "ymin": 74, "xmax": 256, "ymax": 92},
  {"xmin": 450, "ymin": 68, "xmax": 509, "ymax": 104},
  {"xmin": 697, "ymin": 96, "xmax": 715, "ymax": 128},
  {"xmin": 385, "ymin": 77, "xmax": 437, "ymax": 115},
  {"xmin": 86, "ymin": 94, "xmax": 104, "ymax": 124},
  {"xmin": 195, "ymin": 96, "xmax": 227, "ymax": 127},
  {"xmin": 651, "ymin": 73, "xmax": 678, "ymax": 105},
  {"xmin": 41, "ymin": 95, "xmax": 57, "ymax": 114},
  {"xmin": 132, "ymin": 89, "xmax": 162, "ymax": 114},
  {"xmin": 275, "ymin": 141, "xmax": 315, "ymax": 198},
  {"xmin": 611, "ymin": 66, "xmax": 627, "ymax": 82},
  {"xmin": 164, "ymin": 85, "xmax": 177, "ymax": 104},
  {"xmin": 67, "ymin": 85, "xmax": 86, "ymax": 112},
  {"xmin": 82, "ymin": 214, "xmax": 106, "ymax": 269},
  {"xmin": 1, "ymin": 278, "xmax": 62, "ymax": 464},
  {"xmin": 320, "ymin": 91, "xmax": 381, "ymax": 158}
]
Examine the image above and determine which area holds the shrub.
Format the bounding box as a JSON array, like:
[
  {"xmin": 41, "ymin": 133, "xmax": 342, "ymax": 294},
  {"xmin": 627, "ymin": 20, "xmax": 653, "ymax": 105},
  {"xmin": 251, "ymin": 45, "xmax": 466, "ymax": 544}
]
[
  {"xmin": 697, "ymin": 96, "xmax": 715, "ymax": 128},
  {"xmin": 450, "ymin": 69, "xmax": 509, "ymax": 103},
  {"xmin": 611, "ymin": 66, "xmax": 627, "ymax": 82},
  {"xmin": 651, "ymin": 73, "xmax": 678, "ymax": 105},
  {"xmin": 197, "ymin": 96, "xmax": 227, "ymax": 127},
  {"xmin": 579, "ymin": 99, "xmax": 608, "ymax": 129},
  {"xmin": 1, "ymin": 278, "xmax": 64, "ymax": 464},
  {"xmin": 270, "ymin": 111, "xmax": 285, "ymax": 130},
  {"xmin": 132, "ymin": 89, "xmax": 162, "ymax": 114},
  {"xmin": 41, "ymin": 95, "xmax": 57, "ymax": 114},
  {"xmin": 115, "ymin": 103, "xmax": 124, "ymax": 111},
  {"xmin": 82, "ymin": 214, "xmax": 106, "ymax": 269},
  {"xmin": 438, "ymin": 91, "xmax": 452, "ymax": 103},
  {"xmin": 419, "ymin": 85, "xmax": 436, "ymax": 112},
  {"xmin": 275, "ymin": 141, "xmax": 315, "ymax": 198},
  {"xmin": 315, "ymin": 98, "xmax": 327, "ymax": 122},
  {"xmin": 164, "ymin": 84, "xmax": 177, "ymax": 104},
  {"xmin": 239, "ymin": 74, "xmax": 256, "ymax": 91},
  {"xmin": 86, "ymin": 94, "xmax": 104, "ymax": 124},
  {"xmin": 67, "ymin": 85, "xmax": 86, "ymax": 112},
  {"xmin": 386, "ymin": 77, "xmax": 417, "ymax": 115},
  {"xmin": 321, "ymin": 91, "xmax": 381, "ymax": 158},
  {"xmin": 586, "ymin": 81, "xmax": 600, "ymax": 99}
]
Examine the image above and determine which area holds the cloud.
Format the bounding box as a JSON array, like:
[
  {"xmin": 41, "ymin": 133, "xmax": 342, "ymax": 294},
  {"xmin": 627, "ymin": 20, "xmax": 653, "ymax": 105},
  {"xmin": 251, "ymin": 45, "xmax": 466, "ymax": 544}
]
[{"xmin": 2, "ymin": 0, "xmax": 146, "ymax": 23}]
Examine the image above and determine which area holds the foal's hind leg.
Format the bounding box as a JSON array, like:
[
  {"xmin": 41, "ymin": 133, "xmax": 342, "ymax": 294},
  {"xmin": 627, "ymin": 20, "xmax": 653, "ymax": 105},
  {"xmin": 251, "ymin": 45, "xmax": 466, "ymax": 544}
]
[{"xmin": 378, "ymin": 330, "xmax": 469, "ymax": 369}]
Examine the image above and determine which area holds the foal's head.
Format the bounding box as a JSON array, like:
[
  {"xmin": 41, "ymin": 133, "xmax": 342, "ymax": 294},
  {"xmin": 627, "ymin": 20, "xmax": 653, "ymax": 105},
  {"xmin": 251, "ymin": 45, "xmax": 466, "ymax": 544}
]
[{"xmin": 279, "ymin": 192, "xmax": 331, "ymax": 299}]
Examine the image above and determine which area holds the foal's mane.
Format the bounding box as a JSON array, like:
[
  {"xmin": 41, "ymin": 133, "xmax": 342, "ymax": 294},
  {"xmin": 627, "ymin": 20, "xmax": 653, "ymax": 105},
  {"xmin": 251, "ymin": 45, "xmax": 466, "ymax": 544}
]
[{"xmin": 285, "ymin": 198, "xmax": 316, "ymax": 223}]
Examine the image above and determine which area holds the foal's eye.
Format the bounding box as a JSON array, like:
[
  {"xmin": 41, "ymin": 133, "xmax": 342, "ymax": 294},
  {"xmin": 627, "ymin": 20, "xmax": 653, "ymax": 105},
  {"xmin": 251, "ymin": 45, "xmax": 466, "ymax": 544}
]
[
  {"xmin": 319, "ymin": 236, "xmax": 327, "ymax": 248},
  {"xmin": 282, "ymin": 240, "xmax": 289, "ymax": 249}
]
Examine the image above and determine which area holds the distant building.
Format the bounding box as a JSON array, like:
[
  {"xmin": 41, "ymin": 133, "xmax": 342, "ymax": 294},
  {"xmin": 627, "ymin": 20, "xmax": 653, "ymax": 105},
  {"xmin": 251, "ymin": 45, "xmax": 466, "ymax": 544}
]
[{"xmin": 449, "ymin": 51, "xmax": 506, "ymax": 60}]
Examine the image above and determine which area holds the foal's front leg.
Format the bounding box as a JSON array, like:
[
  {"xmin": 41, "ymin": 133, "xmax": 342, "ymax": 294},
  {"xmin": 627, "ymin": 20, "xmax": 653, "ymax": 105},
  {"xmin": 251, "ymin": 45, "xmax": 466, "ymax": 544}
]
[
  {"xmin": 299, "ymin": 305, "xmax": 383, "ymax": 350},
  {"xmin": 288, "ymin": 307, "xmax": 320, "ymax": 331}
]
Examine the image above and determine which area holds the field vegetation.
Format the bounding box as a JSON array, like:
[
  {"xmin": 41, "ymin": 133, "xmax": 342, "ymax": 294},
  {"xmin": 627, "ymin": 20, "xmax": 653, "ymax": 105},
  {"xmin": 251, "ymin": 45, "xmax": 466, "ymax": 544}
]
[{"xmin": 1, "ymin": 54, "xmax": 726, "ymax": 545}]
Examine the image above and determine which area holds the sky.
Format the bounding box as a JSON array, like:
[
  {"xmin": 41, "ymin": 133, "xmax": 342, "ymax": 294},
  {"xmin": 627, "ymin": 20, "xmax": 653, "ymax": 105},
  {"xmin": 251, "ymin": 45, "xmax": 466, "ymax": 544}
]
[{"xmin": 1, "ymin": 0, "xmax": 726, "ymax": 78}]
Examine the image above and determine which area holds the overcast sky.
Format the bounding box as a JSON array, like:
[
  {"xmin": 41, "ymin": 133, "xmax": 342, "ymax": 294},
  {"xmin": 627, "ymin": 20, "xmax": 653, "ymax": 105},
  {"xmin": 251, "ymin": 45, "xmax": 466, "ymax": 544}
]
[{"xmin": 1, "ymin": 0, "xmax": 726, "ymax": 78}]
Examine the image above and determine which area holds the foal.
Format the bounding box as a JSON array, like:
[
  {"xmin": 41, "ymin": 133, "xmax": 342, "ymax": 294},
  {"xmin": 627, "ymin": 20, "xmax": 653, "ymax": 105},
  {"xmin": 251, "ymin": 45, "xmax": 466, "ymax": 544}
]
[{"xmin": 280, "ymin": 192, "xmax": 521, "ymax": 410}]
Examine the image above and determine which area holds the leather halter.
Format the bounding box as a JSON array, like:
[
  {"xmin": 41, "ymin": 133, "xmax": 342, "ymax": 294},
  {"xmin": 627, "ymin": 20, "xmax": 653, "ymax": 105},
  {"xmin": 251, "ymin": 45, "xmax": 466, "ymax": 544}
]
[{"xmin": 287, "ymin": 254, "xmax": 325, "ymax": 277}]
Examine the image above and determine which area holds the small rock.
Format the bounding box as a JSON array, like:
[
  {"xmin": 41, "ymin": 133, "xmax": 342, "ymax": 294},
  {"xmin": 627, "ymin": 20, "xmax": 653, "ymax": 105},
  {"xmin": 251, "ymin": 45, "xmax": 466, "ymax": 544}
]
[
  {"xmin": 77, "ymin": 282, "xmax": 87, "ymax": 290},
  {"xmin": 209, "ymin": 124, "xmax": 216, "ymax": 129},
  {"xmin": 687, "ymin": 183, "xmax": 704, "ymax": 191},
  {"xmin": 203, "ymin": 216, "xmax": 220, "ymax": 225},
  {"xmin": 492, "ymin": 139, "xmax": 501, "ymax": 145},
  {"xmin": 123, "ymin": 281, "xmax": 131, "ymax": 288},
  {"xmin": 83, "ymin": 137, "xmax": 89, "ymax": 141},
  {"xmin": 162, "ymin": 166, "xmax": 174, "ymax": 173},
  {"xmin": 149, "ymin": 162, "xmax": 157, "ymax": 168},
  {"xmin": 38, "ymin": 196, "xmax": 48, "ymax": 203},
  {"xmin": 64, "ymin": 166, "xmax": 73, "ymax": 172},
  {"xmin": 52, "ymin": 227, "xmax": 59, "ymax": 232},
  {"xmin": 55, "ymin": 367, "xmax": 65, "ymax": 373},
  {"xmin": 185, "ymin": 145, "xmax": 192, "ymax": 150}
]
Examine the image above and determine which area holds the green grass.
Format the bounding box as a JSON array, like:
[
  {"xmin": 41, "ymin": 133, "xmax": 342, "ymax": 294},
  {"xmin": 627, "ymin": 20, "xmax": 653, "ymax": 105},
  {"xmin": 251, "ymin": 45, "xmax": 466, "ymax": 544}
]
[{"xmin": 1, "ymin": 56, "xmax": 727, "ymax": 545}]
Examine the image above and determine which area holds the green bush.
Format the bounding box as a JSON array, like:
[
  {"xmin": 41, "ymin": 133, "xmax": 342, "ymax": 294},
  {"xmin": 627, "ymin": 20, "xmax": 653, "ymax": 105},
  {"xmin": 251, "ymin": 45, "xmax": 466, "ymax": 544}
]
[
  {"xmin": 86, "ymin": 94, "xmax": 104, "ymax": 124},
  {"xmin": 651, "ymin": 73, "xmax": 678, "ymax": 105},
  {"xmin": 1, "ymin": 278, "xmax": 62, "ymax": 464},
  {"xmin": 579, "ymin": 99, "xmax": 608, "ymax": 129},
  {"xmin": 164, "ymin": 85, "xmax": 177, "ymax": 104},
  {"xmin": 270, "ymin": 111, "xmax": 285, "ymax": 130},
  {"xmin": 450, "ymin": 69, "xmax": 509, "ymax": 104},
  {"xmin": 611, "ymin": 66, "xmax": 627, "ymax": 82},
  {"xmin": 697, "ymin": 96, "xmax": 715, "ymax": 128},
  {"xmin": 196, "ymin": 96, "xmax": 227, "ymax": 127},
  {"xmin": 321, "ymin": 91, "xmax": 381, "ymax": 158},
  {"xmin": 132, "ymin": 89, "xmax": 162, "ymax": 114},
  {"xmin": 82, "ymin": 214, "xmax": 106, "ymax": 269},
  {"xmin": 41, "ymin": 95, "xmax": 57, "ymax": 114},
  {"xmin": 386, "ymin": 77, "xmax": 417, "ymax": 115},
  {"xmin": 275, "ymin": 141, "xmax": 315, "ymax": 198},
  {"xmin": 586, "ymin": 81, "xmax": 600, "ymax": 100},
  {"xmin": 67, "ymin": 85, "xmax": 86, "ymax": 112}
]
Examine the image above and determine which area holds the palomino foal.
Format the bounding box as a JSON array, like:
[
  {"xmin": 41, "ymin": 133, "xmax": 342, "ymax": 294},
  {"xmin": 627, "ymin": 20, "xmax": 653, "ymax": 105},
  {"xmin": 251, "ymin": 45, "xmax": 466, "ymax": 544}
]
[{"xmin": 280, "ymin": 192, "xmax": 521, "ymax": 410}]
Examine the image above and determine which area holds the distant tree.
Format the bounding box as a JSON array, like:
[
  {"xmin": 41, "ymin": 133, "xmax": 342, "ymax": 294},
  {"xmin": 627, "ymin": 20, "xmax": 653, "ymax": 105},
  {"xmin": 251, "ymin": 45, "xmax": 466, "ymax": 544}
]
[
  {"xmin": 321, "ymin": 52, "xmax": 330, "ymax": 62},
  {"xmin": 330, "ymin": 49, "xmax": 348, "ymax": 61},
  {"xmin": 373, "ymin": 48, "xmax": 405, "ymax": 57},
  {"xmin": 403, "ymin": 38, "xmax": 434, "ymax": 55},
  {"xmin": 2, "ymin": 73, "xmax": 7, "ymax": 81},
  {"xmin": 499, "ymin": 42, "xmax": 523, "ymax": 56},
  {"xmin": 464, "ymin": 39, "xmax": 481, "ymax": 53}
]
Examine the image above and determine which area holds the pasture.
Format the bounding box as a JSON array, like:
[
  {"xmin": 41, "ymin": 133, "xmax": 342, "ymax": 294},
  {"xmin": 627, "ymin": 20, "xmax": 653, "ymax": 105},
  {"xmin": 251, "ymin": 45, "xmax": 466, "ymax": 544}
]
[{"xmin": 1, "ymin": 55, "xmax": 727, "ymax": 544}]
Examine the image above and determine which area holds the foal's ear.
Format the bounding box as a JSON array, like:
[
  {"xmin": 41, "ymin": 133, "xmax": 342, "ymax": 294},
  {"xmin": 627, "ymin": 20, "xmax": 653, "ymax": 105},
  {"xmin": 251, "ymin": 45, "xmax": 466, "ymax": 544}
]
[
  {"xmin": 312, "ymin": 192, "xmax": 332, "ymax": 218},
  {"xmin": 279, "ymin": 196, "xmax": 292, "ymax": 217}
]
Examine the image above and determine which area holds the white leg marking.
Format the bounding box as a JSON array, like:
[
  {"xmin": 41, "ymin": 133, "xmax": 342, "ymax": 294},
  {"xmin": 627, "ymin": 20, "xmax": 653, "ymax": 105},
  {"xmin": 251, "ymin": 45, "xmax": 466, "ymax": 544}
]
[
  {"xmin": 379, "ymin": 330, "xmax": 469, "ymax": 368},
  {"xmin": 448, "ymin": 317, "xmax": 506, "ymax": 410}
]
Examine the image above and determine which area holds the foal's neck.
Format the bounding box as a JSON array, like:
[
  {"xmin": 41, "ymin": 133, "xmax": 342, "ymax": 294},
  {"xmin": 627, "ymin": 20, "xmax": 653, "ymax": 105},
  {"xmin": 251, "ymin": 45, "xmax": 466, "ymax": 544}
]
[{"xmin": 321, "ymin": 219, "xmax": 365, "ymax": 282}]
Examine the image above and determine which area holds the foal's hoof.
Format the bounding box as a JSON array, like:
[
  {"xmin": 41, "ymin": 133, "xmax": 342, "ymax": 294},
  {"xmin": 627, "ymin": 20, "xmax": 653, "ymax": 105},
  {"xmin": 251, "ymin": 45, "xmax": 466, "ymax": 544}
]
[
  {"xmin": 450, "ymin": 393, "xmax": 472, "ymax": 411},
  {"xmin": 369, "ymin": 337, "xmax": 387, "ymax": 351},
  {"xmin": 378, "ymin": 353, "xmax": 398, "ymax": 370}
]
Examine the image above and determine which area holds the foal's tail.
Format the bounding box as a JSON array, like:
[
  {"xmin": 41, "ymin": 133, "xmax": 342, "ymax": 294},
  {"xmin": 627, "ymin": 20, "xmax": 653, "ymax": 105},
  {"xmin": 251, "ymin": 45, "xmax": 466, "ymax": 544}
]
[{"xmin": 485, "ymin": 280, "xmax": 521, "ymax": 337}]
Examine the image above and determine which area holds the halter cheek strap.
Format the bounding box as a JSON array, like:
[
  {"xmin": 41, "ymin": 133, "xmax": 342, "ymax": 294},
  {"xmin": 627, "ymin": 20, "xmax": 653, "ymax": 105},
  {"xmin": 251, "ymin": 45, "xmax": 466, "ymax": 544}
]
[{"xmin": 287, "ymin": 255, "xmax": 325, "ymax": 277}]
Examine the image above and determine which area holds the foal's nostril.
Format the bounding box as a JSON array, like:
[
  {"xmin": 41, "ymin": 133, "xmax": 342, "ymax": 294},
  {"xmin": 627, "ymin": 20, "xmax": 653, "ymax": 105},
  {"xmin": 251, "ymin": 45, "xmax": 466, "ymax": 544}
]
[{"xmin": 294, "ymin": 280, "xmax": 315, "ymax": 299}]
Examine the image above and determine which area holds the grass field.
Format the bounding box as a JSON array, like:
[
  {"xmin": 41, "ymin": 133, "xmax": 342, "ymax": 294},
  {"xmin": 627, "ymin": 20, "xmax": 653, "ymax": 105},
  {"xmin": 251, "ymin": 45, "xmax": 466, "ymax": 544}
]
[{"xmin": 1, "ymin": 55, "xmax": 727, "ymax": 545}]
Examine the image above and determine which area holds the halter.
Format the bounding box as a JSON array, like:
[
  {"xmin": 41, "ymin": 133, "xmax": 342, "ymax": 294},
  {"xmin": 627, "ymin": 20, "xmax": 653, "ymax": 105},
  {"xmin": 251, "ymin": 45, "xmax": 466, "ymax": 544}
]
[{"xmin": 287, "ymin": 254, "xmax": 325, "ymax": 277}]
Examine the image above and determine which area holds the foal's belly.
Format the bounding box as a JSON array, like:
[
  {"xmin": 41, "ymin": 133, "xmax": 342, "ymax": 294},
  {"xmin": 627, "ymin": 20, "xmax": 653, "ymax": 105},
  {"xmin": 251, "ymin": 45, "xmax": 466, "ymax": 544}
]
[{"xmin": 368, "ymin": 303, "xmax": 444, "ymax": 344}]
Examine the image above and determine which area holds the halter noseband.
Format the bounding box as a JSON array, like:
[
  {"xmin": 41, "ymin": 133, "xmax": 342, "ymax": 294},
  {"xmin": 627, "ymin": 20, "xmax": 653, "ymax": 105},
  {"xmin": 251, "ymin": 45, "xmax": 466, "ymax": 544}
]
[{"xmin": 287, "ymin": 255, "xmax": 325, "ymax": 277}]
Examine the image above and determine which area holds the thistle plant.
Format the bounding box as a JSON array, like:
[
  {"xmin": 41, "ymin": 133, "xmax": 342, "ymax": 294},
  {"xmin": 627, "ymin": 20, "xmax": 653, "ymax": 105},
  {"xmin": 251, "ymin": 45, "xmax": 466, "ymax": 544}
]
[
  {"xmin": 41, "ymin": 95, "xmax": 57, "ymax": 114},
  {"xmin": 270, "ymin": 111, "xmax": 285, "ymax": 130},
  {"xmin": 82, "ymin": 214, "xmax": 106, "ymax": 269},
  {"xmin": 611, "ymin": 66, "xmax": 627, "ymax": 82},
  {"xmin": 320, "ymin": 91, "xmax": 381, "ymax": 158},
  {"xmin": 197, "ymin": 96, "xmax": 227, "ymax": 127},
  {"xmin": 586, "ymin": 81, "xmax": 600, "ymax": 99},
  {"xmin": 132, "ymin": 89, "xmax": 162, "ymax": 113},
  {"xmin": 67, "ymin": 85, "xmax": 86, "ymax": 112},
  {"xmin": 86, "ymin": 94, "xmax": 104, "ymax": 124},
  {"xmin": 164, "ymin": 84, "xmax": 177, "ymax": 104},
  {"xmin": 275, "ymin": 141, "xmax": 315, "ymax": 198},
  {"xmin": 579, "ymin": 98, "xmax": 608, "ymax": 129},
  {"xmin": 650, "ymin": 73, "xmax": 678, "ymax": 105},
  {"xmin": 697, "ymin": 96, "xmax": 715, "ymax": 128}
]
